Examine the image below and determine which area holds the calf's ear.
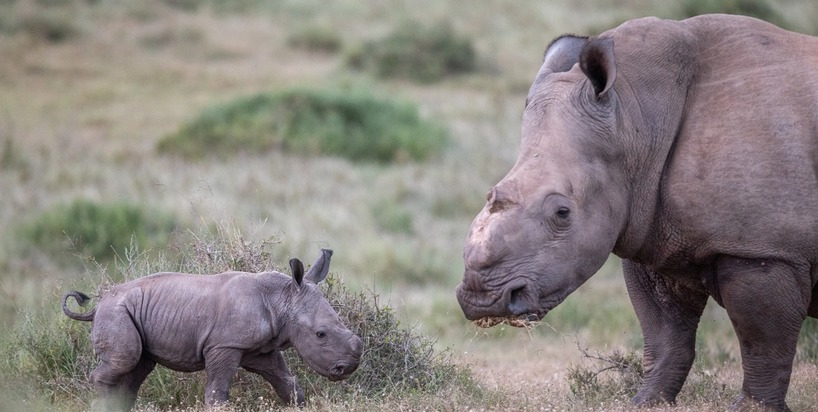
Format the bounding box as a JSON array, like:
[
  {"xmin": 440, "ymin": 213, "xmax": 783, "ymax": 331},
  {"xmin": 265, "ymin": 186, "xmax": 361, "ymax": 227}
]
[
  {"xmin": 290, "ymin": 258, "xmax": 305, "ymax": 287},
  {"xmin": 305, "ymin": 249, "xmax": 333, "ymax": 284},
  {"xmin": 579, "ymin": 36, "xmax": 616, "ymax": 98}
]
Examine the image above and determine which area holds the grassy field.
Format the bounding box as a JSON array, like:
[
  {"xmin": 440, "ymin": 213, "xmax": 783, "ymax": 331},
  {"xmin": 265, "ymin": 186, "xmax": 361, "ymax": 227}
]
[{"xmin": 2, "ymin": 0, "xmax": 818, "ymax": 410}]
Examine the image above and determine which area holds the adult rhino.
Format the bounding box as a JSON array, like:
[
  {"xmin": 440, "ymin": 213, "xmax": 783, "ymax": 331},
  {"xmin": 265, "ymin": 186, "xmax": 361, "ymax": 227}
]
[
  {"xmin": 63, "ymin": 249, "xmax": 362, "ymax": 411},
  {"xmin": 456, "ymin": 14, "xmax": 818, "ymax": 411}
]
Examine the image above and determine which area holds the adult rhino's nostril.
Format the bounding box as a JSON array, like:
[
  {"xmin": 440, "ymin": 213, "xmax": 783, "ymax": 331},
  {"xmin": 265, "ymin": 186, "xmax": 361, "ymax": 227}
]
[{"xmin": 508, "ymin": 285, "xmax": 529, "ymax": 316}]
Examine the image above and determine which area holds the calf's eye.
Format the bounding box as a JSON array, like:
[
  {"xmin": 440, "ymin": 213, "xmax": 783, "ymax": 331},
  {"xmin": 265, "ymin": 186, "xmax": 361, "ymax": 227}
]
[
  {"xmin": 316, "ymin": 331, "xmax": 327, "ymax": 339},
  {"xmin": 556, "ymin": 207, "xmax": 570, "ymax": 218}
]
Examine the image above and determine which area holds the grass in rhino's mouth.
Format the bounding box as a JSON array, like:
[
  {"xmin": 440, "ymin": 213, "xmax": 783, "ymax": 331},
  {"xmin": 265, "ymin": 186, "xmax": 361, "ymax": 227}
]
[{"xmin": 472, "ymin": 314, "xmax": 541, "ymax": 329}]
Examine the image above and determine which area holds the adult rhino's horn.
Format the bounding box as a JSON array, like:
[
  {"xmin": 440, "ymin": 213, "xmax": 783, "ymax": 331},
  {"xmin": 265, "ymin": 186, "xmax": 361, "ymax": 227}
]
[
  {"xmin": 305, "ymin": 249, "xmax": 333, "ymax": 284},
  {"xmin": 543, "ymin": 34, "xmax": 588, "ymax": 73}
]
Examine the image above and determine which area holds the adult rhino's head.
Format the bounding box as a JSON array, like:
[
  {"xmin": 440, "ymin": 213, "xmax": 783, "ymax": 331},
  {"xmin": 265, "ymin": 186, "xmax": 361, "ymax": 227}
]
[
  {"xmin": 287, "ymin": 249, "xmax": 362, "ymax": 381},
  {"xmin": 457, "ymin": 35, "xmax": 632, "ymax": 322}
]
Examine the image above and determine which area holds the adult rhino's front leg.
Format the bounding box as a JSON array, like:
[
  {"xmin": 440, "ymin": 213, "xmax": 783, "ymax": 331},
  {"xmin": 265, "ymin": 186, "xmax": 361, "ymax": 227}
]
[
  {"xmin": 623, "ymin": 260, "xmax": 708, "ymax": 406},
  {"xmin": 716, "ymin": 257, "xmax": 809, "ymax": 412}
]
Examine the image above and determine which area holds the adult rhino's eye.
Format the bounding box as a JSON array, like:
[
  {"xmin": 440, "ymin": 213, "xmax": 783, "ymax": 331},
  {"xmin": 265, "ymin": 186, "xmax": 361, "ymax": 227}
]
[
  {"xmin": 316, "ymin": 331, "xmax": 327, "ymax": 339},
  {"xmin": 556, "ymin": 207, "xmax": 570, "ymax": 218}
]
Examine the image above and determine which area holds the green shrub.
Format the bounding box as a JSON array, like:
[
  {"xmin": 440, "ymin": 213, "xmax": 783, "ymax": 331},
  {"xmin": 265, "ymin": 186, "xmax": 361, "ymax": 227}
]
[
  {"xmin": 347, "ymin": 22, "xmax": 477, "ymax": 83},
  {"xmin": 157, "ymin": 88, "xmax": 448, "ymax": 163},
  {"xmin": 1, "ymin": 224, "xmax": 476, "ymax": 410},
  {"xmin": 287, "ymin": 26, "xmax": 342, "ymax": 53},
  {"xmin": 20, "ymin": 200, "xmax": 178, "ymax": 262}
]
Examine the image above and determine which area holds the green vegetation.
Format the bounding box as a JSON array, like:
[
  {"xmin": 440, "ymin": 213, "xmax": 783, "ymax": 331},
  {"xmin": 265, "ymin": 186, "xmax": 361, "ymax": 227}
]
[
  {"xmin": 287, "ymin": 26, "xmax": 343, "ymax": 53},
  {"xmin": 157, "ymin": 88, "xmax": 448, "ymax": 163},
  {"xmin": 347, "ymin": 22, "xmax": 477, "ymax": 83},
  {"xmin": 0, "ymin": 225, "xmax": 479, "ymax": 410},
  {"xmin": 19, "ymin": 200, "xmax": 178, "ymax": 263}
]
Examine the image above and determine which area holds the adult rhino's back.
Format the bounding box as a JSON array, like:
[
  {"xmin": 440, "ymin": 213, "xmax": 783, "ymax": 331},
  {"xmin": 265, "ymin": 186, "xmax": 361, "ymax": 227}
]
[{"xmin": 657, "ymin": 14, "xmax": 818, "ymax": 266}]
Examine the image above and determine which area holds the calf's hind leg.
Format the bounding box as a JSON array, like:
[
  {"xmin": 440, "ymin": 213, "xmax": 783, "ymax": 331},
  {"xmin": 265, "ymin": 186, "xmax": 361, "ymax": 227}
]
[{"xmin": 89, "ymin": 308, "xmax": 147, "ymax": 411}]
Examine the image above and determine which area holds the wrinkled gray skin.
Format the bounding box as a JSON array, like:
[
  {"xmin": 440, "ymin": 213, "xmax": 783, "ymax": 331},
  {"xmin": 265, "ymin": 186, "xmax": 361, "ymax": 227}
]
[
  {"xmin": 63, "ymin": 249, "xmax": 363, "ymax": 411},
  {"xmin": 456, "ymin": 14, "xmax": 818, "ymax": 412}
]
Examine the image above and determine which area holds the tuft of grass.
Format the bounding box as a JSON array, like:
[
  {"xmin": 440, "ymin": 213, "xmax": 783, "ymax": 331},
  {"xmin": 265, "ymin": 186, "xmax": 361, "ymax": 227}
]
[
  {"xmin": 0, "ymin": 223, "xmax": 478, "ymax": 410},
  {"xmin": 347, "ymin": 21, "xmax": 477, "ymax": 83},
  {"xmin": 287, "ymin": 26, "xmax": 343, "ymax": 53},
  {"xmin": 18, "ymin": 200, "xmax": 179, "ymax": 263},
  {"xmin": 567, "ymin": 345, "xmax": 644, "ymax": 406},
  {"xmin": 157, "ymin": 88, "xmax": 448, "ymax": 163}
]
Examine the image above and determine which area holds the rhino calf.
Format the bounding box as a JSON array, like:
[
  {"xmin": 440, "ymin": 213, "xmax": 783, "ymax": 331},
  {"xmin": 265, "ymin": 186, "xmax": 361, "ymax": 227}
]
[{"xmin": 62, "ymin": 249, "xmax": 362, "ymax": 411}]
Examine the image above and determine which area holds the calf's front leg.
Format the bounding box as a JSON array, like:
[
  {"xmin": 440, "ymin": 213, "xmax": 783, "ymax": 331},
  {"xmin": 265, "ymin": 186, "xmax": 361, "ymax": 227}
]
[
  {"xmin": 203, "ymin": 349, "xmax": 243, "ymax": 406},
  {"xmin": 241, "ymin": 351, "xmax": 305, "ymax": 406}
]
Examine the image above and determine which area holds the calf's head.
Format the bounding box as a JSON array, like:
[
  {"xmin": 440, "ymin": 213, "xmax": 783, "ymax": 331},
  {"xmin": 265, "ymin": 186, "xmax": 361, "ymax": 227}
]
[
  {"xmin": 456, "ymin": 35, "xmax": 630, "ymax": 322},
  {"xmin": 287, "ymin": 249, "xmax": 362, "ymax": 381}
]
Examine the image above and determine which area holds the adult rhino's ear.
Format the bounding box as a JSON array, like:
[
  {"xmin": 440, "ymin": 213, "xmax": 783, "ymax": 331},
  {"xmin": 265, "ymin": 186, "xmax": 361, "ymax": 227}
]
[
  {"xmin": 543, "ymin": 34, "xmax": 588, "ymax": 73},
  {"xmin": 579, "ymin": 36, "xmax": 616, "ymax": 98},
  {"xmin": 305, "ymin": 249, "xmax": 333, "ymax": 284},
  {"xmin": 290, "ymin": 258, "xmax": 305, "ymax": 287}
]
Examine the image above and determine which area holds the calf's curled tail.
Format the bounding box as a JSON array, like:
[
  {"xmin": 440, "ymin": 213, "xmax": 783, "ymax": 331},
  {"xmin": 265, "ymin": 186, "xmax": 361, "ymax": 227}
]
[{"xmin": 62, "ymin": 291, "xmax": 95, "ymax": 321}]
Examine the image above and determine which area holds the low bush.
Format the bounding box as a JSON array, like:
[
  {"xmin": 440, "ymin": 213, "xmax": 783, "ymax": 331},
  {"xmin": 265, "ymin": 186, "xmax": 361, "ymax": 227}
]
[
  {"xmin": 347, "ymin": 22, "xmax": 477, "ymax": 83},
  {"xmin": 1, "ymin": 224, "xmax": 476, "ymax": 410},
  {"xmin": 157, "ymin": 88, "xmax": 448, "ymax": 163},
  {"xmin": 19, "ymin": 200, "xmax": 178, "ymax": 263}
]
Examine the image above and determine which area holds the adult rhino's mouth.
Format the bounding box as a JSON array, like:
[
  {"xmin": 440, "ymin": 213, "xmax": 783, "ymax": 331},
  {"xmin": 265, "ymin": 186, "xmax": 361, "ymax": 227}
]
[{"xmin": 456, "ymin": 273, "xmax": 546, "ymax": 322}]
